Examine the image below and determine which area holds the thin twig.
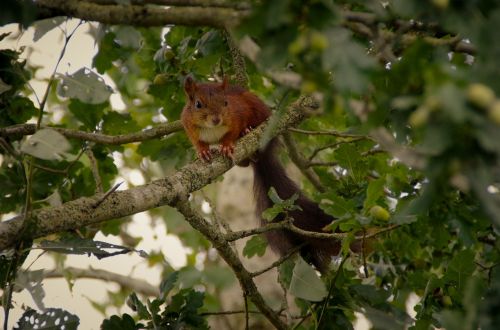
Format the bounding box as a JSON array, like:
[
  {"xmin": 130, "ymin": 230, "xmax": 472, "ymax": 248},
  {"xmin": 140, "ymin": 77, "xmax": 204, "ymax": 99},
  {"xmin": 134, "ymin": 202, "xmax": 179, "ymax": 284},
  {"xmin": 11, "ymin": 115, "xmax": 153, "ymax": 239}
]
[
  {"xmin": 282, "ymin": 132, "xmax": 325, "ymax": 192},
  {"xmin": 251, "ymin": 243, "xmax": 304, "ymax": 278},
  {"xmin": 200, "ymin": 309, "xmax": 262, "ymax": 316},
  {"xmin": 0, "ymin": 137, "xmax": 20, "ymax": 157},
  {"xmin": 317, "ymin": 255, "xmax": 349, "ymax": 327},
  {"xmin": 86, "ymin": 148, "xmax": 103, "ymax": 194},
  {"xmin": 224, "ymin": 221, "xmax": 295, "ymax": 242},
  {"xmin": 244, "ymin": 293, "xmax": 249, "ymax": 330},
  {"xmin": 37, "ymin": 266, "xmax": 159, "ymax": 296},
  {"xmin": 308, "ymin": 137, "xmax": 365, "ymax": 161},
  {"xmin": 288, "ymin": 127, "xmax": 370, "ymax": 139},
  {"xmin": 93, "ymin": 182, "xmax": 124, "ymax": 208}
]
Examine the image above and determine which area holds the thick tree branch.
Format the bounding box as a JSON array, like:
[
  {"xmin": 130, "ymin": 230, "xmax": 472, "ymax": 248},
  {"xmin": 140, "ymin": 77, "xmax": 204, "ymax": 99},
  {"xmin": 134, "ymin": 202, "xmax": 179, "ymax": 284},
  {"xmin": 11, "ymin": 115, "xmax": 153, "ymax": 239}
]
[
  {"xmin": 0, "ymin": 121, "xmax": 184, "ymax": 144},
  {"xmin": 0, "ymin": 98, "xmax": 311, "ymax": 252},
  {"xmin": 33, "ymin": 1, "xmax": 477, "ymax": 58},
  {"xmin": 175, "ymin": 200, "xmax": 287, "ymax": 330},
  {"xmin": 340, "ymin": 10, "xmax": 477, "ymax": 56},
  {"xmin": 88, "ymin": 0, "xmax": 250, "ymax": 10},
  {"xmin": 37, "ymin": 266, "xmax": 159, "ymax": 296},
  {"xmin": 225, "ymin": 30, "xmax": 248, "ymax": 89},
  {"xmin": 36, "ymin": 0, "xmax": 246, "ymax": 28}
]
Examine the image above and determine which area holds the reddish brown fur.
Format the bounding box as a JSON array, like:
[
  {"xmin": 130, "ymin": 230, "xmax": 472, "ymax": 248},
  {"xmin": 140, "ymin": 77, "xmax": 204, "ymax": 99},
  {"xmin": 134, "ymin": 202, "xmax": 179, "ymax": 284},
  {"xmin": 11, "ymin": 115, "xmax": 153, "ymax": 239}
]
[
  {"xmin": 181, "ymin": 76, "xmax": 340, "ymax": 272},
  {"xmin": 182, "ymin": 76, "xmax": 270, "ymax": 160}
]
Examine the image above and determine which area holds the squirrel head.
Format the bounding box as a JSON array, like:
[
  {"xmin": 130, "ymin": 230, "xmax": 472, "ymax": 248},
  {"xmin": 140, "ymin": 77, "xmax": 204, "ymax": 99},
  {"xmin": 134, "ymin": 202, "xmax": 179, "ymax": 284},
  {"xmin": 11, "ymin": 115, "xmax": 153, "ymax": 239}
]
[{"xmin": 184, "ymin": 76, "xmax": 229, "ymax": 128}]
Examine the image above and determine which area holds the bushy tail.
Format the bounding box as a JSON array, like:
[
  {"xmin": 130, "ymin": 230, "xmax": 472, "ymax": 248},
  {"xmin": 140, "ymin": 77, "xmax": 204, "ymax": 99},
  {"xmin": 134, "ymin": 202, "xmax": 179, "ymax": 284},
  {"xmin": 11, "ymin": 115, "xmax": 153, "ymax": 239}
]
[{"xmin": 251, "ymin": 138, "xmax": 340, "ymax": 272}]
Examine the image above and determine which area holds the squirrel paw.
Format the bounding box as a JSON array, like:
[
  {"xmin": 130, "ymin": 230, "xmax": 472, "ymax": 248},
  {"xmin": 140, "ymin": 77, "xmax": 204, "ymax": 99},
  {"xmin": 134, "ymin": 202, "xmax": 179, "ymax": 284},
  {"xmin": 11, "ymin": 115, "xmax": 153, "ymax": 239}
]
[
  {"xmin": 220, "ymin": 143, "xmax": 234, "ymax": 159},
  {"xmin": 240, "ymin": 126, "xmax": 254, "ymax": 137},
  {"xmin": 197, "ymin": 148, "xmax": 212, "ymax": 162}
]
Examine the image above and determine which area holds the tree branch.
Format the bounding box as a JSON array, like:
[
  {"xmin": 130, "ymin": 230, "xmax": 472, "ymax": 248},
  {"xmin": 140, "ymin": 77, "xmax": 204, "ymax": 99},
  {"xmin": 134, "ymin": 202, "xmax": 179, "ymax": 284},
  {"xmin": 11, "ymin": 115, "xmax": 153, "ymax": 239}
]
[
  {"xmin": 225, "ymin": 30, "xmax": 248, "ymax": 89},
  {"xmin": 175, "ymin": 200, "xmax": 287, "ymax": 330},
  {"xmin": 87, "ymin": 0, "xmax": 250, "ymax": 10},
  {"xmin": 35, "ymin": 0, "xmax": 246, "ymax": 28},
  {"xmin": 288, "ymin": 127, "xmax": 370, "ymax": 138},
  {"xmin": 0, "ymin": 97, "xmax": 310, "ymax": 252},
  {"xmin": 282, "ymin": 132, "xmax": 325, "ymax": 193},
  {"xmin": 33, "ymin": 2, "xmax": 477, "ymax": 58},
  {"xmin": 37, "ymin": 266, "xmax": 159, "ymax": 296},
  {"xmin": 251, "ymin": 244, "xmax": 304, "ymax": 278},
  {"xmin": 0, "ymin": 121, "xmax": 184, "ymax": 144}
]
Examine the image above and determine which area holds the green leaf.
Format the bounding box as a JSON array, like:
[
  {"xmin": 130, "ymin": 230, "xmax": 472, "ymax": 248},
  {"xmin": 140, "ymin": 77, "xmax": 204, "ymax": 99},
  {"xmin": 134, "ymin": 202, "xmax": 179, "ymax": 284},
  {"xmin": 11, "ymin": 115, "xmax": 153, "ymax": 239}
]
[
  {"xmin": 436, "ymin": 83, "xmax": 467, "ymax": 123},
  {"xmin": 334, "ymin": 143, "xmax": 367, "ymax": 182},
  {"xmin": 127, "ymin": 293, "xmax": 150, "ymax": 320},
  {"xmin": 7, "ymin": 96, "xmax": 36, "ymax": 123},
  {"xmin": 15, "ymin": 270, "xmax": 46, "ymax": 310},
  {"xmin": 20, "ymin": 128, "xmax": 72, "ymax": 161},
  {"xmin": 101, "ymin": 314, "xmax": 139, "ymax": 330},
  {"xmin": 68, "ymin": 99, "xmax": 107, "ymax": 128},
  {"xmin": 0, "ymin": 77, "xmax": 11, "ymax": 94},
  {"xmin": 113, "ymin": 26, "xmax": 143, "ymax": 49},
  {"xmin": 261, "ymin": 204, "xmax": 285, "ymax": 221},
  {"xmin": 57, "ymin": 67, "xmax": 112, "ymax": 104},
  {"xmin": 242, "ymin": 235, "xmax": 268, "ymax": 258},
  {"xmin": 268, "ymin": 186, "xmax": 283, "ymax": 204},
  {"xmin": 262, "ymin": 188, "xmax": 301, "ymax": 221},
  {"xmin": 204, "ymin": 266, "xmax": 235, "ymax": 289},
  {"xmin": 363, "ymin": 306, "xmax": 407, "ymax": 330},
  {"xmin": 102, "ymin": 112, "xmax": 140, "ymax": 135},
  {"xmin": 159, "ymin": 271, "xmax": 178, "ymax": 300},
  {"xmin": 351, "ymin": 284, "xmax": 391, "ymax": 305},
  {"xmin": 320, "ymin": 194, "xmax": 356, "ymax": 219},
  {"xmin": 137, "ymin": 134, "xmax": 192, "ymax": 168},
  {"xmin": 33, "ymin": 17, "xmax": 65, "ymax": 42},
  {"xmin": 278, "ymin": 257, "xmax": 296, "ymax": 289},
  {"xmin": 164, "ymin": 289, "xmax": 208, "ymax": 329},
  {"xmin": 14, "ymin": 308, "xmax": 79, "ymax": 330},
  {"xmin": 363, "ymin": 178, "xmax": 385, "ymax": 210},
  {"xmin": 444, "ymin": 249, "xmax": 475, "ymax": 290},
  {"xmin": 289, "ymin": 258, "xmax": 328, "ymax": 302},
  {"xmin": 322, "ymin": 27, "xmax": 376, "ymax": 93},
  {"xmin": 93, "ymin": 31, "xmax": 122, "ymax": 73}
]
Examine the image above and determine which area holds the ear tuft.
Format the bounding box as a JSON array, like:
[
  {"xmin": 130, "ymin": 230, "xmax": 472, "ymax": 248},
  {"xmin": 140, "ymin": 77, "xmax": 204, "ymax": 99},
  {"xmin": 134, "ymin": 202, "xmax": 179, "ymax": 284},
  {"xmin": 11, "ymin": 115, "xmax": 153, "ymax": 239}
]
[{"xmin": 184, "ymin": 75, "xmax": 196, "ymax": 99}]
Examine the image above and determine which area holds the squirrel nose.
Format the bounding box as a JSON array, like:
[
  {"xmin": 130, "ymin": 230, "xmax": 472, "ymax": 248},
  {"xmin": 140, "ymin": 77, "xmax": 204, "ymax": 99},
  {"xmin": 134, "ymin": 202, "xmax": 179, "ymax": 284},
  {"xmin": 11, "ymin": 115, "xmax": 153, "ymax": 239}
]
[{"xmin": 212, "ymin": 117, "xmax": 221, "ymax": 125}]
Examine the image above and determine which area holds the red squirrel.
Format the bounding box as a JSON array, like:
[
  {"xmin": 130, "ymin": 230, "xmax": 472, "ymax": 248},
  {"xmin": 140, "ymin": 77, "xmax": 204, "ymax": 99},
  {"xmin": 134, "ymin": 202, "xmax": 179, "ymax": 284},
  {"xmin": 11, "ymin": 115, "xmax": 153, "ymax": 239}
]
[{"xmin": 181, "ymin": 76, "xmax": 340, "ymax": 272}]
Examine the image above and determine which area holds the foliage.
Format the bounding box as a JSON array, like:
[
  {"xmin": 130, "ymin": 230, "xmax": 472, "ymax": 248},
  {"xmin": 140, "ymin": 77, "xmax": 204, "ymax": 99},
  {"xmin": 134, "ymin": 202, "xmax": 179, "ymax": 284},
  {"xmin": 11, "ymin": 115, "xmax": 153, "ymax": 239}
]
[
  {"xmin": 102, "ymin": 271, "xmax": 208, "ymax": 330},
  {"xmin": 0, "ymin": 0, "xmax": 499, "ymax": 329},
  {"xmin": 13, "ymin": 308, "xmax": 79, "ymax": 330}
]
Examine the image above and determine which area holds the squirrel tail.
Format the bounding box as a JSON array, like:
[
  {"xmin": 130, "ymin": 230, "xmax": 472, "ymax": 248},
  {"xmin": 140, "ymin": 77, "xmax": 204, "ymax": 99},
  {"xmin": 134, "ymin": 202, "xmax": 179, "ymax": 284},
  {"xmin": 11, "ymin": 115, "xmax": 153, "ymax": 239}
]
[{"xmin": 251, "ymin": 138, "xmax": 340, "ymax": 272}]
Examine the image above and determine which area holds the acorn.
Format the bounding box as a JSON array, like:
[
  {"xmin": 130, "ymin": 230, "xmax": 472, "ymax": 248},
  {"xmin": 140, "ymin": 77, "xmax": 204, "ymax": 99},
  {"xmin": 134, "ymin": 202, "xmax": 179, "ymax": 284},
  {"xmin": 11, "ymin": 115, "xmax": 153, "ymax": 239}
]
[
  {"xmin": 488, "ymin": 100, "xmax": 500, "ymax": 125},
  {"xmin": 369, "ymin": 205, "xmax": 390, "ymax": 221},
  {"xmin": 153, "ymin": 73, "xmax": 169, "ymax": 85},
  {"xmin": 466, "ymin": 83, "xmax": 495, "ymax": 109}
]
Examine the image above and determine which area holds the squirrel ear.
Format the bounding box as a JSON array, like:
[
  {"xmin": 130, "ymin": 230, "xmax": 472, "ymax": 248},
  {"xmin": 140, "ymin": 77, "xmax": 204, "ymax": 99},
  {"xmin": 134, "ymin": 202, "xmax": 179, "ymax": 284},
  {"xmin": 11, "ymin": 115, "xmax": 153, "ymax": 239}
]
[{"xmin": 184, "ymin": 75, "xmax": 196, "ymax": 99}]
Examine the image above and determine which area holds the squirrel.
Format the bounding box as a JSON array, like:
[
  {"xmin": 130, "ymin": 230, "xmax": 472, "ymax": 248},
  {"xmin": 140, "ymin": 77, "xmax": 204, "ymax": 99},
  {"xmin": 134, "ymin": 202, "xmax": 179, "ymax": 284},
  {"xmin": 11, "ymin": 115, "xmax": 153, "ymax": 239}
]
[{"xmin": 181, "ymin": 76, "xmax": 341, "ymax": 272}]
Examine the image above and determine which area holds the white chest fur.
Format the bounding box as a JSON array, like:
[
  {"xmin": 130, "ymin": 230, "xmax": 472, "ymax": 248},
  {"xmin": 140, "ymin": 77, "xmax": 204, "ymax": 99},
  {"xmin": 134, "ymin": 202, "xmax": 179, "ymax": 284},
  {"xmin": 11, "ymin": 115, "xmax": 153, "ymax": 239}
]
[{"xmin": 199, "ymin": 125, "xmax": 229, "ymax": 144}]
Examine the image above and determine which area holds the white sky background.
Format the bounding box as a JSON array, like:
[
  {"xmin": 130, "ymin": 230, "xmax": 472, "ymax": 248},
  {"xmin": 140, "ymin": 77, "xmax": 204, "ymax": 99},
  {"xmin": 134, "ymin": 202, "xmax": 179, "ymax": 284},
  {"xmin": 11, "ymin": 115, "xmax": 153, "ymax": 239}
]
[{"xmin": 0, "ymin": 20, "xmax": 186, "ymax": 329}]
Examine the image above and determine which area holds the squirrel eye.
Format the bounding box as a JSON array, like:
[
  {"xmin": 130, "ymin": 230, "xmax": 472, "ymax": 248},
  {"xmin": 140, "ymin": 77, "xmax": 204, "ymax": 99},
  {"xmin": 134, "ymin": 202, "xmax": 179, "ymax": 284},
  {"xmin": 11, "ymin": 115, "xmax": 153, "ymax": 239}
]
[
  {"xmin": 195, "ymin": 100, "xmax": 202, "ymax": 109},
  {"xmin": 224, "ymin": 100, "xmax": 228, "ymax": 106}
]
